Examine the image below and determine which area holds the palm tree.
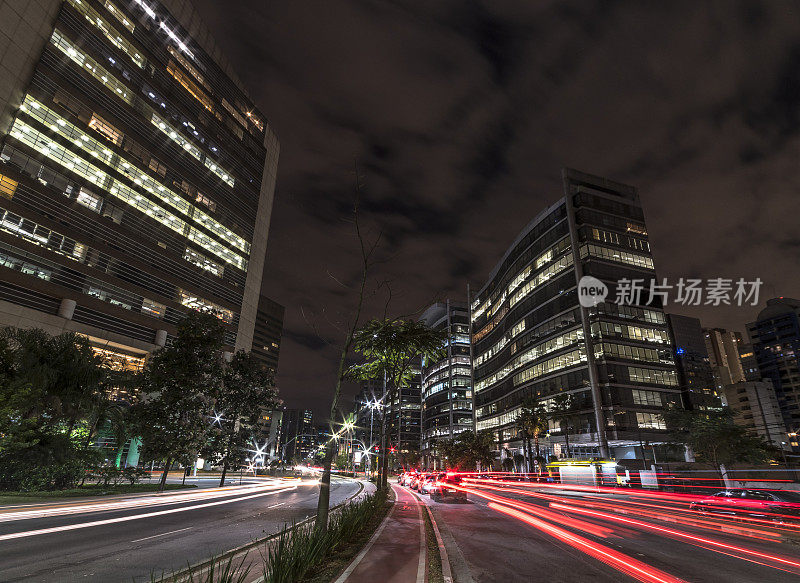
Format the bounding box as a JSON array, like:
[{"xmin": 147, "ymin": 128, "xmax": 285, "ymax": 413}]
[
  {"xmin": 515, "ymin": 398, "xmax": 549, "ymax": 472},
  {"xmin": 350, "ymin": 318, "xmax": 448, "ymax": 490},
  {"xmin": 548, "ymin": 394, "xmax": 580, "ymax": 459}
]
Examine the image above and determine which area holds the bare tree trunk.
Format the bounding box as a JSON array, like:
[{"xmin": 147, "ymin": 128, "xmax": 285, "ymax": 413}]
[
  {"xmin": 219, "ymin": 463, "xmax": 228, "ymax": 487},
  {"xmin": 158, "ymin": 457, "xmax": 172, "ymax": 492},
  {"xmin": 315, "ymin": 165, "xmax": 375, "ymax": 534},
  {"xmin": 379, "ymin": 404, "xmax": 389, "ymax": 490}
]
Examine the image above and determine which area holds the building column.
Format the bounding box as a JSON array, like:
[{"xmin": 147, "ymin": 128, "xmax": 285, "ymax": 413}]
[
  {"xmin": 154, "ymin": 329, "xmax": 167, "ymax": 347},
  {"xmin": 58, "ymin": 298, "xmax": 76, "ymax": 320}
]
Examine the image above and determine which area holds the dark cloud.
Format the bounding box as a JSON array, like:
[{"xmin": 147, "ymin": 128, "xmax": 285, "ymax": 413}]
[{"xmin": 193, "ymin": 0, "xmax": 800, "ymax": 420}]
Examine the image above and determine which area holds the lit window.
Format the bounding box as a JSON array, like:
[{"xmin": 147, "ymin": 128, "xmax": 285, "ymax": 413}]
[
  {"xmin": 76, "ymin": 188, "xmax": 102, "ymax": 212},
  {"xmin": 167, "ymin": 60, "xmax": 214, "ymax": 112},
  {"xmin": 67, "ymin": 0, "xmax": 144, "ymax": 68},
  {"xmin": 88, "ymin": 113, "xmax": 123, "ymax": 145},
  {"xmin": 141, "ymin": 298, "xmax": 166, "ymax": 319},
  {"xmin": 195, "ymin": 192, "xmax": 216, "ymax": 212},
  {"xmin": 103, "ymin": 0, "xmax": 135, "ymax": 33},
  {"xmin": 179, "ymin": 290, "xmax": 233, "ymax": 323},
  {"xmin": 635, "ymin": 412, "xmax": 666, "ymax": 430},
  {"xmin": 0, "ymin": 174, "xmax": 18, "ymax": 198},
  {"xmin": 183, "ymin": 247, "xmax": 224, "ymax": 277},
  {"xmin": 50, "ymin": 30, "xmax": 132, "ymax": 104}
]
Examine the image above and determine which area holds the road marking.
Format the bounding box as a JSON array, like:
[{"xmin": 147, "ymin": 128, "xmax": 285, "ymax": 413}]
[
  {"xmin": 0, "ymin": 486, "xmax": 297, "ymax": 542},
  {"xmin": 267, "ymin": 503, "xmax": 285, "ymax": 508},
  {"xmin": 131, "ymin": 526, "xmax": 191, "ymax": 543}
]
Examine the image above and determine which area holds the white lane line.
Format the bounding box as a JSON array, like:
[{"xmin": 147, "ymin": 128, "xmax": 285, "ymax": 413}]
[
  {"xmin": 0, "ymin": 486, "xmax": 297, "ymax": 542},
  {"xmin": 267, "ymin": 503, "xmax": 285, "ymax": 508},
  {"xmin": 414, "ymin": 490, "xmax": 426, "ymax": 583},
  {"xmin": 131, "ymin": 526, "xmax": 191, "ymax": 543}
]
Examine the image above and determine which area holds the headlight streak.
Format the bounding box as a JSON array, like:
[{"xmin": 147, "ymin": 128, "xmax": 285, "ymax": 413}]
[
  {"xmin": 0, "ymin": 485, "xmax": 298, "ymax": 542},
  {"xmin": 0, "ymin": 479, "xmax": 304, "ymax": 524},
  {"xmin": 487, "ymin": 502, "xmax": 687, "ymax": 583}
]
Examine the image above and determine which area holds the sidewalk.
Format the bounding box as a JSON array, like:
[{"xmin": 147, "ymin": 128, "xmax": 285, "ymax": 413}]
[{"xmin": 335, "ymin": 484, "xmax": 426, "ymax": 583}]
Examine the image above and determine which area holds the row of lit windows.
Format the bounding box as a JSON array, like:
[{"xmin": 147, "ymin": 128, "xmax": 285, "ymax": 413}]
[
  {"xmin": 476, "ymin": 329, "xmax": 584, "ymax": 392},
  {"xmin": 422, "ymin": 355, "xmax": 471, "ymax": 378},
  {"xmin": 53, "ymin": 26, "xmax": 240, "ymax": 193},
  {"xmin": 591, "ymin": 321, "xmax": 670, "ymax": 344},
  {"xmin": 167, "ymin": 60, "xmax": 214, "ymax": 112},
  {"xmin": 51, "ymin": 29, "xmax": 133, "ymax": 104},
  {"xmin": 33, "ymin": 95, "xmax": 247, "ymax": 254},
  {"xmin": 11, "ymin": 115, "xmax": 246, "ymax": 270},
  {"xmin": 636, "ymin": 412, "xmax": 666, "ymax": 430},
  {"xmin": 422, "ymin": 365, "xmax": 471, "ymax": 388},
  {"xmin": 474, "ymin": 318, "xmax": 527, "ymax": 368},
  {"xmin": 627, "ymin": 366, "xmax": 679, "ymax": 386},
  {"xmin": 0, "ymin": 251, "xmax": 51, "ymax": 280},
  {"xmin": 103, "ymin": 0, "xmax": 135, "ymax": 33},
  {"xmin": 67, "ymin": 0, "xmax": 145, "ymax": 68},
  {"xmin": 581, "ymin": 243, "xmax": 654, "ymax": 271},
  {"xmin": 594, "ymin": 342, "xmax": 673, "ymax": 365},
  {"xmin": 473, "ymin": 242, "xmax": 565, "ymax": 323},
  {"xmin": 178, "ymin": 290, "xmax": 234, "ymax": 324},
  {"xmin": 593, "ymin": 303, "xmax": 667, "ymax": 325},
  {"xmin": 509, "ymin": 254, "xmax": 573, "ymax": 309},
  {"xmin": 632, "ymin": 389, "xmax": 663, "ymax": 407},
  {"xmin": 512, "ymin": 348, "xmax": 586, "ymax": 387}
]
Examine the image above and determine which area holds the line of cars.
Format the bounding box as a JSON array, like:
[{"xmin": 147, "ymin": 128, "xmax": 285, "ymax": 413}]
[{"xmin": 399, "ymin": 471, "xmax": 467, "ymax": 502}]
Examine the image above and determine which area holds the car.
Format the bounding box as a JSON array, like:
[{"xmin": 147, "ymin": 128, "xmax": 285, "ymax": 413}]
[
  {"xmin": 430, "ymin": 472, "xmax": 468, "ymax": 502},
  {"xmin": 420, "ymin": 474, "xmax": 438, "ymax": 495},
  {"xmin": 409, "ymin": 473, "xmax": 425, "ymax": 491},
  {"xmin": 690, "ymin": 489, "xmax": 800, "ymax": 522}
]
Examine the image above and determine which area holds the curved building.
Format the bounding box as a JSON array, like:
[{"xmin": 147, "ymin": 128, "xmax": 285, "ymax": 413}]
[
  {"xmin": 471, "ymin": 169, "xmax": 681, "ymax": 463},
  {"xmin": 419, "ymin": 300, "xmax": 472, "ymax": 468}
]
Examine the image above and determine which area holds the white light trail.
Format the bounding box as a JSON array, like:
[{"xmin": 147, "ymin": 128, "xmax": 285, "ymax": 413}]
[{"xmin": 0, "ymin": 486, "xmax": 297, "ymax": 542}]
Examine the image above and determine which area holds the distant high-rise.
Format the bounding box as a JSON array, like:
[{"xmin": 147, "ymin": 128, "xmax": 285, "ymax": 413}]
[
  {"xmin": 747, "ymin": 297, "xmax": 800, "ymax": 448},
  {"xmin": 419, "ymin": 300, "xmax": 472, "ymax": 469},
  {"xmin": 387, "ymin": 358, "xmax": 422, "ymax": 457},
  {"xmin": 704, "ymin": 328, "xmax": 746, "ymax": 389},
  {"xmin": 722, "ymin": 380, "xmax": 788, "ymax": 449},
  {"xmin": 278, "ymin": 408, "xmax": 314, "ymax": 462},
  {"xmin": 251, "ymin": 294, "xmax": 284, "ymax": 374},
  {"xmin": 0, "ymin": 0, "xmax": 278, "ymax": 375},
  {"xmin": 667, "ymin": 314, "xmax": 719, "ymax": 410},
  {"xmin": 472, "ymin": 169, "xmax": 682, "ymax": 464}
]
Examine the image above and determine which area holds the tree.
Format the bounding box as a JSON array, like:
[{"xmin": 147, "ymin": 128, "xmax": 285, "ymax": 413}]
[
  {"xmin": 131, "ymin": 312, "xmax": 225, "ymax": 491},
  {"xmin": 548, "ymin": 394, "xmax": 580, "ymax": 459},
  {"xmin": 349, "ymin": 318, "xmax": 448, "ymax": 490},
  {"xmin": 0, "ymin": 327, "xmax": 109, "ymax": 490},
  {"xmin": 662, "ymin": 406, "xmax": 775, "ymax": 481},
  {"xmin": 314, "ymin": 165, "xmax": 378, "ymax": 536},
  {"xmin": 438, "ymin": 430, "xmax": 496, "ymax": 471},
  {"xmin": 202, "ymin": 351, "xmax": 280, "ymax": 487},
  {"xmin": 515, "ymin": 398, "xmax": 549, "ymax": 472}
]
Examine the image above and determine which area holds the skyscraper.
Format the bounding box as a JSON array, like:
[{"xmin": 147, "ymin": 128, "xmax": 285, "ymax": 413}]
[
  {"xmin": 704, "ymin": 328, "xmax": 746, "ymax": 389},
  {"xmin": 0, "ymin": 0, "xmax": 278, "ymax": 372},
  {"xmin": 251, "ymin": 294, "xmax": 284, "ymax": 374},
  {"xmin": 472, "ymin": 169, "xmax": 681, "ymax": 464},
  {"xmin": 419, "ymin": 300, "xmax": 472, "ymax": 468},
  {"xmin": 667, "ymin": 314, "xmax": 719, "ymax": 410},
  {"xmin": 747, "ymin": 297, "xmax": 800, "ymax": 448}
]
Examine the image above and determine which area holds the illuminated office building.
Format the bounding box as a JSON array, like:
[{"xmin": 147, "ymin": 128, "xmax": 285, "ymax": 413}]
[
  {"xmin": 472, "ymin": 169, "xmax": 681, "ymax": 463},
  {"xmin": 419, "ymin": 300, "xmax": 472, "ymax": 468},
  {"xmin": 0, "ymin": 0, "xmax": 278, "ymax": 372}
]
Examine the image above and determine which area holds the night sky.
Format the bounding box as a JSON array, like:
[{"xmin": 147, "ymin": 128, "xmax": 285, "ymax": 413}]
[{"xmin": 193, "ymin": 1, "xmax": 800, "ymax": 420}]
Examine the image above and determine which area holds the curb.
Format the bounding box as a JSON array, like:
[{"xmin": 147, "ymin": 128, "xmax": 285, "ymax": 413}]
[{"xmin": 157, "ymin": 478, "xmax": 367, "ymax": 583}]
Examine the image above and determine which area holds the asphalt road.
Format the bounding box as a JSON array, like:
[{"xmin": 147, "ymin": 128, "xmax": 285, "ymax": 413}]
[
  {"xmin": 418, "ymin": 481, "xmax": 800, "ymax": 583},
  {"xmin": 0, "ymin": 477, "xmax": 363, "ymax": 582}
]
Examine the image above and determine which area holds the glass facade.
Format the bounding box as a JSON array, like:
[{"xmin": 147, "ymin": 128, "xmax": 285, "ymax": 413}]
[
  {"xmin": 471, "ymin": 169, "xmax": 682, "ymax": 461},
  {"xmin": 419, "ymin": 301, "xmax": 473, "ymax": 468},
  {"xmin": 0, "ymin": 0, "xmax": 278, "ymax": 360}
]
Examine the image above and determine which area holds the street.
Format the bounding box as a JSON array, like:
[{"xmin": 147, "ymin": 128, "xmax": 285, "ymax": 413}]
[
  {"xmin": 418, "ymin": 479, "xmax": 800, "ymax": 583},
  {"xmin": 0, "ymin": 477, "xmax": 364, "ymax": 582}
]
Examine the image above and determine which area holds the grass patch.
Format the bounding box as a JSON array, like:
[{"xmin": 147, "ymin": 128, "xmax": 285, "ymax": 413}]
[
  {"xmin": 0, "ymin": 483, "xmax": 196, "ymax": 505},
  {"xmin": 422, "ymin": 502, "xmax": 444, "ymax": 583}
]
